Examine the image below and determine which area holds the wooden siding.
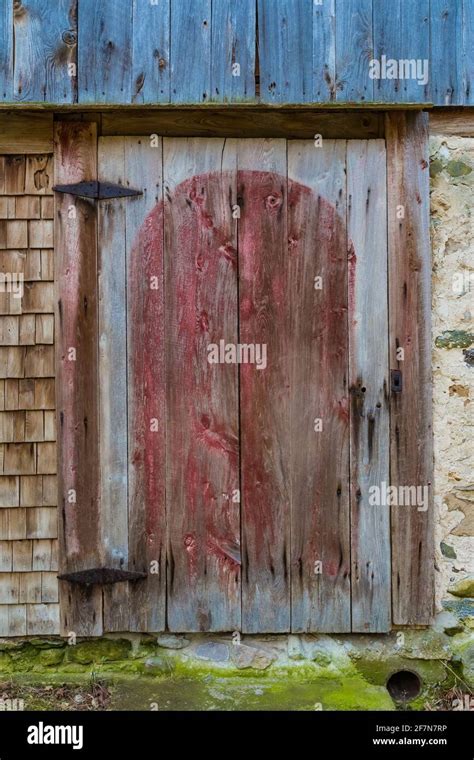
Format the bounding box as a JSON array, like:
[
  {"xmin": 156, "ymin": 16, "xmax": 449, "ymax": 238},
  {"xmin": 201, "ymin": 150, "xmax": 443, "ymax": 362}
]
[
  {"xmin": 0, "ymin": 0, "xmax": 471, "ymax": 106},
  {"xmin": 0, "ymin": 146, "xmax": 58, "ymax": 636}
]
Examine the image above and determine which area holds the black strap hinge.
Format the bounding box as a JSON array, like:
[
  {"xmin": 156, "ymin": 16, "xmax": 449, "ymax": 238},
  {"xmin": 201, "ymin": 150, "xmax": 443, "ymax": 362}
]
[
  {"xmin": 53, "ymin": 181, "xmax": 142, "ymax": 200},
  {"xmin": 57, "ymin": 568, "xmax": 147, "ymax": 585}
]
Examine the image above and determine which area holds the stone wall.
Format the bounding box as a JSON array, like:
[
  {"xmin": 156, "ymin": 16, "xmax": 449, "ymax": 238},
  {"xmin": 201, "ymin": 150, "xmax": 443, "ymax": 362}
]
[{"xmin": 430, "ymin": 134, "xmax": 474, "ymax": 617}]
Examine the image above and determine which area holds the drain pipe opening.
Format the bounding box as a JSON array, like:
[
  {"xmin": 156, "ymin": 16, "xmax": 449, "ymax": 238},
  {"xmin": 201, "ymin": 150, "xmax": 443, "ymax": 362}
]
[{"xmin": 386, "ymin": 670, "xmax": 422, "ymax": 703}]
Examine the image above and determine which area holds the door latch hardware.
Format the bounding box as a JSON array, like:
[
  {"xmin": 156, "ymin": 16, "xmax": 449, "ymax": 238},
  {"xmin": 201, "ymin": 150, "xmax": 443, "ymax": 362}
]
[{"xmin": 391, "ymin": 369, "xmax": 403, "ymax": 393}]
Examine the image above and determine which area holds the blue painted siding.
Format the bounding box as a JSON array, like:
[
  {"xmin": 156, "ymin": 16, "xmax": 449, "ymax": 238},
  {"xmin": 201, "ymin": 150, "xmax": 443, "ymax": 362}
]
[{"xmin": 0, "ymin": 0, "xmax": 471, "ymax": 106}]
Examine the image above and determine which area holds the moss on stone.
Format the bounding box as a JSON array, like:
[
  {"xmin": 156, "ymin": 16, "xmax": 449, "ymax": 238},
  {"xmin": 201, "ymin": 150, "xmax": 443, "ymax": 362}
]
[
  {"xmin": 435, "ymin": 330, "xmax": 474, "ymax": 349},
  {"xmin": 429, "ymin": 158, "xmax": 444, "ymax": 177},
  {"xmin": 65, "ymin": 639, "xmax": 132, "ymax": 665},
  {"xmin": 446, "ymin": 160, "xmax": 472, "ymax": 177}
]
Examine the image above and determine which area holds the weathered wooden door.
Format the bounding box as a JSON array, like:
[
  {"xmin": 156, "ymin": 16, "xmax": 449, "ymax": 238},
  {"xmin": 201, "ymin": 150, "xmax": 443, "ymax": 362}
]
[{"xmin": 56, "ymin": 127, "xmax": 424, "ymax": 635}]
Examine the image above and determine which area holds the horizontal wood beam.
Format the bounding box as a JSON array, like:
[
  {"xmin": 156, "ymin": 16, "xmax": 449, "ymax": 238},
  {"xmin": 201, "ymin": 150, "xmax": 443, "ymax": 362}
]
[{"xmin": 0, "ymin": 112, "xmax": 53, "ymax": 153}]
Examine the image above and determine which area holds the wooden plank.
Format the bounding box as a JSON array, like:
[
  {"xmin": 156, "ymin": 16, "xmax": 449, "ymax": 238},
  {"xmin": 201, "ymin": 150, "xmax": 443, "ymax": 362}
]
[
  {"xmin": 463, "ymin": 0, "xmax": 474, "ymax": 105},
  {"xmin": 26, "ymin": 602, "xmax": 59, "ymax": 634},
  {"xmin": 54, "ymin": 121, "xmax": 102, "ymax": 635},
  {"xmin": 102, "ymin": 109, "xmax": 383, "ymax": 139},
  {"xmin": 125, "ymin": 136, "xmax": 165, "ymax": 633},
  {"xmin": 0, "ymin": 113, "xmax": 53, "ymax": 153},
  {"xmin": 373, "ymin": 0, "xmax": 430, "ymax": 103},
  {"xmin": 25, "ymin": 155, "xmax": 53, "ymax": 195},
  {"xmin": 237, "ymin": 139, "xmax": 290, "ymax": 632},
  {"xmin": 257, "ymin": 0, "xmax": 313, "ymax": 103},
  {"xmin": 97, "ymin": 137, "xmax": 129, "ymax": 633},
  {"xmin": 335, "ymin": 0, "xmax": 374, "ymax": 103},
  {"xmin": 313, "ymin": 0, "xmax": 336, "ymax": 101},
  {"xmin": 429, "ymin": 109, "xmax": 474, "ymax": 136},
  {"xmin": 13, "ymin": 0, "xmax": 77, "ymax": 103},
  {"xmin": 347, "ymin": 139, "xmax": 390, "ymax": 632},
  {"xmin": 431, "ymin": 0, "xmax": 462, "ymax": 105},
  {"xmin": 131, "ymin": 0, "xmax": 170, "ymax": 104},
  {"xmin": 78, "ymin": 0, "xmax": 132, "ymax": 104},
  {"xmin": 164, "ymin": 137, "xmax": 240, "ymax": 631},
  {"xmin": 287, "ymin": 139, "xmax": 350, "ymax": 632},
  {"xmin": 385, "ymin": 112, "xmax": 434, "ymax": 625},
  {"xmin": 0, "ymin": 0, "xmax": 13, "ymax": 102},
  {"xmin": 170, "ymin": 0, "xmax": 211, "ymax": 104},
  {"xmin": 211, "ymin": 0, "xmax": 256, "ymax": 102}
]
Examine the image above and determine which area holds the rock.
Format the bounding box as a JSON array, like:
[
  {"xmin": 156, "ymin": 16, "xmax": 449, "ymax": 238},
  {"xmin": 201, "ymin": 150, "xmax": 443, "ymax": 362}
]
[
  {"xmin": 143, "ymin": 656, "xmax": 174, "ymax": 675},
  {"xmin": 287, "ymin": 635, "xmax": 305, "ymax": 660},
  {"xmin": 230, "ymin": 643, "xmax": 273, "ymax": 670},
  {"xmin": 157, "ymin": 634, "xmax": 189, "ymax": 650},
  {"xmin": 67, "ymin": 638, "xmax": 131, "ymax": 665},
  {"xmin": 440, "ymin": 541, "xmax": 457, "ymax": 559},
  {"xmin": 446, "ymin": 160, "xmax": 472, "ymax": 177},
  {"xmin": 401, "ymin": 630, "xmax": 451, "ymax": 660},
  {"xmin": 449, "ymin": 575, "xmax": 474, "ymax": 599},
  {"xmin": 433, "ymin": 611, "xmax": 464, "ymax": 637},
  {"xmin": 303, "ymin": 635, "xmax": 353, "ymax": 672},
  {"xmin": 195, "ymin": 642, "xmax": 229, "ymax": 663}
]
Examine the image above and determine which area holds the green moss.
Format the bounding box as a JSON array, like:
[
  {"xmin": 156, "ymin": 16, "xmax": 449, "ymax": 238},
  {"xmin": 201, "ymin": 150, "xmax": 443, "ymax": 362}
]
[
  {"xmin": 446, "ymin": 160, "xmax": 472, "ymax": 177},
  {"xmin": 429, "ymin": 158, "xmax": 444, "ymax": 177},
  {"xmin": 323, "ymin": 678, "xmax": 394, "ymax": 711},
  {"xmin": 435, "ymin": 330, "xmax": 474, "ymax": 349},
  {"xmin": 66, "ymin": 639, "xmax": 132, "ymax": 665},
  {"xmin": 441, "ymin": 542, "xmax": 457, "ymax": 559}
]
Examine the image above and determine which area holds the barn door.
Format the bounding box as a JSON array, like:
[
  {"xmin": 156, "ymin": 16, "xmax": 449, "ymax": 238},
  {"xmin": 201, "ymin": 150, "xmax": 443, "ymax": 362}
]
[{"xmin": 55, "ymin": 123, "xmax": 432, "ymax": 635}]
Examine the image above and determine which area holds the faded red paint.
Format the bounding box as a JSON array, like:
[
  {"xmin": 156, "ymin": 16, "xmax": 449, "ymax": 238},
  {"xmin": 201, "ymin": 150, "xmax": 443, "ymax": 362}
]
[{"xmin": 130, "ymin": 170, "xmax": 350, "ymax": 630}]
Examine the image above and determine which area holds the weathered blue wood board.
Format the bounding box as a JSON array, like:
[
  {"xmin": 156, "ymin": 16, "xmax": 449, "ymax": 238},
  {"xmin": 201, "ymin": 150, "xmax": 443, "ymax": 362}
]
[
  {"xmin": 258, "ymin": 0, "xmax": 313, "ymax": 103},
  {"xmin": 170, "ymin": 0, "xmax": 211, "ymax": 103},
  {"xmin": 431, "ymin": 0, "xmax": 463, "ymax": 105},
  {"xmin": 463, "ymin": 0, "xmax": 474, "ymax": 105},
  {"xmin": 78, "ymin": 0, "xmax": 132, "ymax": 104},
  {"xmin": 313, "ymin": 0, "xmax": 336, "ymax": 101},
  {"xmin": 335, "ymin": 0, "xmax": 373, "ymax": 103},
  {"xmin": 211, "ymin": 0, "xmax": 256, "ymax": 102},
  {"xmin": 131, "ymin": 0, "xmax": 170, "ymax": 104},
  {"xmin": 0, "ymin": 0, "xmax": 472, "ymax": 105},
  {"xmin": 13, "ymin": 0, "xmax": 77, "ymax": 103},
  {"xmin": 373, "ymin": 0, "xmax": 430, "ymax": 103},
  {"xmin": 0, "ymin": 0, "xmax": 13, "ymax": 101}
]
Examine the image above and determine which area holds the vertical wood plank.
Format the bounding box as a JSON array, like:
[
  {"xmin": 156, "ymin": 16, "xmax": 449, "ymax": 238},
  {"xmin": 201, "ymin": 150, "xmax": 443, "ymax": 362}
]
[
  {"xmin": 313, "ymin": 0, "xmax": 336, "ymax": 101},
  {"xmin": 287, "ymin": 140, "xmax": 350, "ymax": 632},
  {"xmin": 165, "ymin": 137, "xmax": 240, "ymax": 631},
  {"xmin": 170, "ymin": 0, "xmax": 211, "ymax": 104},
  {"xmin": 78, "ymin": 0, "xmax": 132, "ymax": 104},
  {"xmin": 13, "ymin": 0, "xmax": 77, "ymax": 103},
  {"xmin": 257, "ymin": 0, "xmax": 313, "ymax": 103},
  {"xmin": 131, "ymin": 0, "xmax": 170, "ymax": 104},
  {"xmin": 54, "ymin": 122, "xmax": 102, "ymax": 635},
  {"xmin": 431, "ymin": 0, "xmax": 462, "ymax": 105},
  {"xmin": 238, "ymin": 139, "xmax": 290, "ymax": 632},
  {"xmin": 126, "ymin": 136, "xmax": 165, "ymax": 632},
  {"xmin": 385, "ymin": 112, "xmax": 434, "ymax": 625},
  {"xmin": 463, "ymin": 0, "xmax": 474, "ymax": 105},
  {"xmin": 211, "ymin": 0, "xmax": 256, "ymax": 102},
  {"xmin": 347, "ymin": 139, "xmax": 390, "ymax": 632},
  {"xmin": 373, "ymin": 0, "xmax": 430, "ymax": 103},
  {"xmin": 335, "ymin": 0, "xmax": 374, "ymax": 103},
  {"xmin": 0, "ymin": 0, "xmax": 13, "ymax": 101},
  {"xmin": 97, "ymin": 137, "xmax": 129, "ymax": 632}
]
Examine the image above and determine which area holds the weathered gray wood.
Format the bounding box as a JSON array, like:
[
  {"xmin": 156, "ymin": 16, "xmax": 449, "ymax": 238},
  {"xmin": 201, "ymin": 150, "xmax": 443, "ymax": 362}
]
[
  {"xmin": 386, "ymin": 112, "xmax": 434, "ymax": 625},
  {"xmin": 54, "ymin": 121, "xmax": 102, "ymax": 636},
  {"xmin": 125, "ymin": 135, "xmax": 165, "ymax": 632},
  {"xmin": 313, "ymin": 0, "xmax": 336, "ymax": 101},
  {"xmin": 170, "ymin": 0, "xmax": 211, "ymax": 104},
  {"xmin": 287, "ymin": 139, "xmax": 351, "ymax": 632},
  {"xmin": 13, "ymin": 0, "xmax": 77, "ymax": 103},
  {"xmin": 336, "ymin": 0, "xmax": 374, "ymax": 103},
  {"xmin": 211, "ymin": 0, "xmax": 256, "ymax": 102},
  {"xmin": 97, "ymin": 136, "xmax": 129, "ymax": 632},
  {"xmin": 164, "ymin": 137, "xmax": 240, "ymax": 631},
  {"xmin": 347, "ymin": 139, "xmax": 390, "ymax": 632},
  {"xmin": 131, "ymin": 0, "xmax": 170, "ymax": 103},
  {"xmin": 238, "ymin": 139, "xmax": 291, "ymax": 632}
]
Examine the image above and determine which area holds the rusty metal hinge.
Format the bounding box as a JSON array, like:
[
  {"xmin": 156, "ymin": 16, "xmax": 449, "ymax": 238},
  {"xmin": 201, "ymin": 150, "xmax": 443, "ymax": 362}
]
[
  {"xmin": 53, "ymin": 181, "xmax": 142, "ymax": 200},
  {"xmin": 58, "ymin": 568, "xmax": 147, "ymax": 586},
  {"xmin": 391, "ymin": 369, "xmax": 403, "ymax": 393}
]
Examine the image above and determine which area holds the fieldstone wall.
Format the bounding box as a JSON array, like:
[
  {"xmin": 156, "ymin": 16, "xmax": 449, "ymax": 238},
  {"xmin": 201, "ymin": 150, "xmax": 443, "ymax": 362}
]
[{"xmin": 430, "ymin": 134, "xmax": 474, "ymax": 618}]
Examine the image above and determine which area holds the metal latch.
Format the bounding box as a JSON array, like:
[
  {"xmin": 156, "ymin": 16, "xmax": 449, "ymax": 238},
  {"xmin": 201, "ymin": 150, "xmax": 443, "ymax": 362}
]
[{"xmin": 391, "ymin": 369, "xmax": 403, "ymax": 393}]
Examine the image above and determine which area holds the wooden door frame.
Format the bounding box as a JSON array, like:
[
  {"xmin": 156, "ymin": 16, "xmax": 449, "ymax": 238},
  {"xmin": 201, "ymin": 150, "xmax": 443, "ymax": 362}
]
[{"xmin": 52, "ymin": 110, "xmax": 434, "ymax": 635}]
